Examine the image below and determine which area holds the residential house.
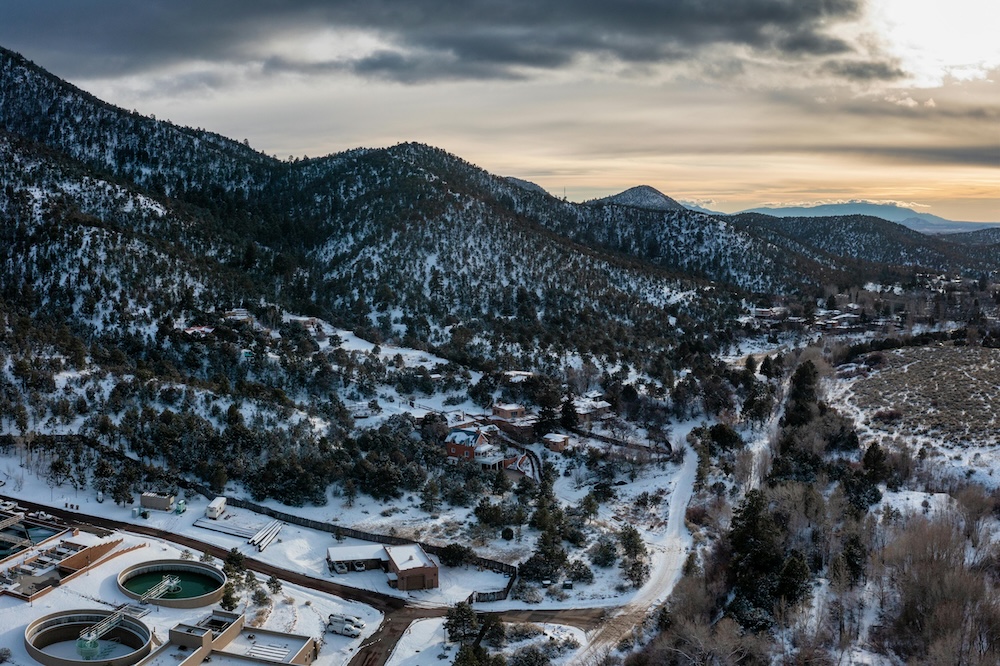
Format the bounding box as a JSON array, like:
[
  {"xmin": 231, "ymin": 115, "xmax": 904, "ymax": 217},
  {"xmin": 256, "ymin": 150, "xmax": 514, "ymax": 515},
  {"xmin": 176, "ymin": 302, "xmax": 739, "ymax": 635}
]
[
  {"xmin": 543, "ymin": 433, "xmax": 570, "ymax": 452},
  {"xmin": 444, "ymin": 426, "xmax": 514, "ymax": 470},
  {"xmin": 491, "ymin": 403, "xmax": 526, "ymax": 420},
  {"xmin": 386, "ymin": 544, "xmax": 439, "ymax": 591},
  {"xmin": 573, "ymin": 396, "xmax": 612, "ymax": 424}
]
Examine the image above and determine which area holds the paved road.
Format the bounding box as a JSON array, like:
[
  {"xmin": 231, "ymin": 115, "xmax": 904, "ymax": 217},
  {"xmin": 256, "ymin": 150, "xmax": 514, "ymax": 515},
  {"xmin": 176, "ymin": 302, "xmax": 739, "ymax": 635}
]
[{"xmin": 2, "ymin": 494, "xmax": 608, "ymax": 666}]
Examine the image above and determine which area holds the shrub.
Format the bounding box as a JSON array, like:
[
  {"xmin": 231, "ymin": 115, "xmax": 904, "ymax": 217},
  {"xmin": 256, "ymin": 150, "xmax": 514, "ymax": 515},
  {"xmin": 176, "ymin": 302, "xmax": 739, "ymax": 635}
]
[
  {"xmin": 685, "ymin": 504, "xmax": 709, "ymax": 527},
  {"xmin": 588, "ymin": 535, "xmax": 619, "ymax": 568},
  {"xmin": 506, "ymin": 623, "xmax": 544, "ymax": 642},
  {"xmin": 439, "ymin": 542, "xmax": 475, "ymax": 567},
  {"xmin": 509, "ymin": 645, "xmax": 550, "ymax": 666},
  {"xmin": 511, "ymin": 580, "xmax": 542, "ymax": 604},
  {"xmin": 566, "ymin": 559, "xmax": 594, "ymax": 584}
]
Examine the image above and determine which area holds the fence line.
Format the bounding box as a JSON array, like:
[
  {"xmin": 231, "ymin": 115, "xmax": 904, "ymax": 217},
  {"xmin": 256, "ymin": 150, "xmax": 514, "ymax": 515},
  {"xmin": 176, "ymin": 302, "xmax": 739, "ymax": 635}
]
[
  {"xmin": 0, "ymin": 437, "xmax": 519, "ymax": 600},
  {"xmin": 220, "ymin": 495, "xmax": 518, "ymax": 600}
]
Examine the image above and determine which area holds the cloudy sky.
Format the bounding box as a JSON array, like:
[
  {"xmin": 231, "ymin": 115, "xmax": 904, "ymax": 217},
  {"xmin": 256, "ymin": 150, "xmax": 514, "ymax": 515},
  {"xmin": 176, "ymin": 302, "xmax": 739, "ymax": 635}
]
[{"xmin": 2, "ymin": 1, "xmax": 998, "ymax": 220}]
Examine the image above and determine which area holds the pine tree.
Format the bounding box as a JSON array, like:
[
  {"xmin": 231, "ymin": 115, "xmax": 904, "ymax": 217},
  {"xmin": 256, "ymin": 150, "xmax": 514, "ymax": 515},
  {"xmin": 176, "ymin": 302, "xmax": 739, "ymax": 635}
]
[
  {"xmin": 343, "ymin": 479, "xmax": 357, "ymax": 507},
  {"xmin": 776, "ymin": 550, "xmax": 811, "ymax": 605},
  {"xmin": 420, "ymin": 478, "xmax": 441, "ymax": 512},
  {"xmin": 560, "ymin": 394, "xmax": 579, "ymax": 429},
  {"xmin": 252, "ymin": 588, "xmax": 269, "ymax": 606},
  {"xmin": 491, "ymin": 469, "xmax": 512, "ymax": 495},
  {"xmin": 219, "ymin": 582, "xmax": 239, "ymax": 611},
  {"xmin": 728, "ymin": 489, "xmax": 782, "ymax": 624},
  {"xmin": 619, "ymin": 524, "xmax": 646, "ymax": 560},
  {"xmin": 445, "ymin": 601, "xmax": 480, "ymax": 643}
]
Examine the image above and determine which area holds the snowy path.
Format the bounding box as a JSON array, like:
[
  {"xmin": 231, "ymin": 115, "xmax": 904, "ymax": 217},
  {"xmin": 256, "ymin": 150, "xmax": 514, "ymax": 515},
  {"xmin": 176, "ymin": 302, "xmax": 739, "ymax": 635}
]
[{"xmin": 570, "ymin": 439, "xmax": 697, "ymax": 664}]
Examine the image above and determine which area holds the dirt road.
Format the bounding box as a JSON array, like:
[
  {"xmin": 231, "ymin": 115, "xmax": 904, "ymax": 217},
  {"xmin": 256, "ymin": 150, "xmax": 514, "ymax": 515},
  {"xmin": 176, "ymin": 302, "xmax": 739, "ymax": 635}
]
[{"xmin": 569, "ymin": 440, "xmax": 696, "ymax": 665}]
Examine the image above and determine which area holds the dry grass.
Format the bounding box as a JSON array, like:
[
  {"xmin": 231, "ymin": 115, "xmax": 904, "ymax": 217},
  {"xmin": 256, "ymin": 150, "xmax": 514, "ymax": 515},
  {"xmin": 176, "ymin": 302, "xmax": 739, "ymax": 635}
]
[{"xmin": 848, "ymin": 346, "xmax": 1000, "ymax": 445}]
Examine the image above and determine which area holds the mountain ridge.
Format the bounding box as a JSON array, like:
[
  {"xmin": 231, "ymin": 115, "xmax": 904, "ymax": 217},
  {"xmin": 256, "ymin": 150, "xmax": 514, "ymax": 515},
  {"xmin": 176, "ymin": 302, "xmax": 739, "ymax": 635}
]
[{"xmin": 741, "ymin": 201, "xmax": 998, "ymax": 234}]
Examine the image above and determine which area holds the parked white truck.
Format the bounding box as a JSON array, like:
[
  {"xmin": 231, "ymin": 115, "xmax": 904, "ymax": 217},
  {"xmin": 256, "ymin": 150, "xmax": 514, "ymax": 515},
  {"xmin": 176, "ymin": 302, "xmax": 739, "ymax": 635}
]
[
  {"xmin": 327, "ymin": 622, "xmax": 361, "ymax": 637},
  {"xmin": 329, "ymin": 613, "xmax": 365, "ymax": 629}
]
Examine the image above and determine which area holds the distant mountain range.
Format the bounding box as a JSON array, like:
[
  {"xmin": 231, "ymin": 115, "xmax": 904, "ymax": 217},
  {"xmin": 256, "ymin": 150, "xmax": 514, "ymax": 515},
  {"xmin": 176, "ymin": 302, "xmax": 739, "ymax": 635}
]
[
  {"xmin": 740, "ymin": 202, "xmax": 999, "ymax": 235},
  {"xmin": 536, "ymin": 188, "xmax": 998, "ymax": 236}
]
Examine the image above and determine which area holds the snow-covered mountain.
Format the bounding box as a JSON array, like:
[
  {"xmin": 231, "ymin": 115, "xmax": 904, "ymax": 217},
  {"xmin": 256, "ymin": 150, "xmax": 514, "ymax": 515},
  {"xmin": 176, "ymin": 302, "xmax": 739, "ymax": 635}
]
[
  {"xmin": 591, "ymin": 185, "xmax": 687, "ymax": 211},
  {"xmin": 0, "ymin": 41, "xmax": 997, "ymax": 380},
  {"xmin": 730, "ymin": 213, "xmax": 999, "ymax": 273}
]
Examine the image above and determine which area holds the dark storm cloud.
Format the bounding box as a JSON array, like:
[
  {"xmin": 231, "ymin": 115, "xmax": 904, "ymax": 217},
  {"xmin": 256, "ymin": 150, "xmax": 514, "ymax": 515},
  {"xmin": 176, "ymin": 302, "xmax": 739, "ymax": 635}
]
[
  {"xmin": 757, "ymin": 141, "xmax": 1000, "ymax": 168},
  {"xmin": 834, "ymin": 145, "xmax": 1000, "ymax": 168},
  {"xmin": 0, "ymin": 0, "xmax": 871, "ymax": 83},
  {"xmin": 777, "ymin": 31, "xmax": 853, "ymax": 55},
  {"xmin": 822, "ymin": 59, "xmax": 906, "ymax": 81}
]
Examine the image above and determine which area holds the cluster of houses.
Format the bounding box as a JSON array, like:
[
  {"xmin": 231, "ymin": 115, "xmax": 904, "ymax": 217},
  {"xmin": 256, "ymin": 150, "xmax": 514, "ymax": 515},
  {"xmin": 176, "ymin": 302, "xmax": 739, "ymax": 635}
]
[
  {"xmin": 749, "ymin": 304, "xmax": 901, "ymax": 334},
  {"xmin": 439, "ymin": 391, "xmax": 613, "ymax": 472}
]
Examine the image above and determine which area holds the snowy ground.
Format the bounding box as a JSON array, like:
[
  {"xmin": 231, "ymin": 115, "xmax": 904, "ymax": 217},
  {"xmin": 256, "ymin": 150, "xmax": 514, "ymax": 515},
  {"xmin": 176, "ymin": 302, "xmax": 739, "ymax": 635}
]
[
  {"xmin": 0, "ymin": 428, "xmax": 698, "ymax": 666},
  {"xmin": 385, "ymin": 618, "xmax": 453, "ymax": 666},
  {"xmin": 0, "ymin": 431, "xmax": 693, "ymax": 612},
  {"xmin": 385, "ymin": 618, "xmax": 588, "ymax": 666},
  {"xmin": 312, "ymin": 323, "xmax": 485, "ymax": 427},
  {"xmin": 0, "ymin": 530, "xmax": 381, "ymax": 666}
]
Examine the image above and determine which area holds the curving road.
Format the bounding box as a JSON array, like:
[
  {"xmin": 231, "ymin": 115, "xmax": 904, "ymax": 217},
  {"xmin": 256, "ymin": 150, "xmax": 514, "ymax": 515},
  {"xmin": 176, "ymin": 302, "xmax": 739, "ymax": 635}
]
[{"xmin": 564, "ymin": 440, "xmax": 697, "ymax": 666}]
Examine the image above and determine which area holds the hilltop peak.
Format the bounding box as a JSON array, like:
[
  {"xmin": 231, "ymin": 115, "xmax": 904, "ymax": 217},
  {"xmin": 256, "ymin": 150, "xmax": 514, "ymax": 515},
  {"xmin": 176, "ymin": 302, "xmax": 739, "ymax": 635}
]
[{"xmin": 593, "ymin": 185, "xmax": 687, "ymax": 212}]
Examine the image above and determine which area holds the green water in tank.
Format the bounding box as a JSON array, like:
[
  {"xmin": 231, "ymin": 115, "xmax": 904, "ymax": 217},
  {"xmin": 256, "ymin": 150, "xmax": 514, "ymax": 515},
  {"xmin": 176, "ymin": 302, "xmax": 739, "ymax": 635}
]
[{"xmin": 123, "ymin": 570, "xmax": 220, "ymax": 598}]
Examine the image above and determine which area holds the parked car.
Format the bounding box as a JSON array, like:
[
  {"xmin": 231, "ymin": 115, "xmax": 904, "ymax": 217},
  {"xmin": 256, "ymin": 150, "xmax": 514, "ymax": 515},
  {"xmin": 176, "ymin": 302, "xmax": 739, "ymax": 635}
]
[
  {"xmin": 352, "ymin": 560, "xmax": 366, "ymax": 572},
  {"xmin": 332, "ymin": 561, "xmax": 348, "ymax": 575}
]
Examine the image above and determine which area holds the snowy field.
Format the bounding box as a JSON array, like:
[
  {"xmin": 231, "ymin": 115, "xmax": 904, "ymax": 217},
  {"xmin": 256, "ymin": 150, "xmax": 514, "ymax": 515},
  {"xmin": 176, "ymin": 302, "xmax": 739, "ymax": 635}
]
[
  {"xmin": 0, "ymin": 314, "xmax": 707, "ymax": 664},
  {"xmin": 0, "ymin": 427, "xmax": 698, "ymax": 665},
  {"xmin": 827, "ymin": 345, "xmax": 1000, "ymax": 488},
  {"xmin": 0, "ymin": 426, "xmax": 695, "ymax": 612}
]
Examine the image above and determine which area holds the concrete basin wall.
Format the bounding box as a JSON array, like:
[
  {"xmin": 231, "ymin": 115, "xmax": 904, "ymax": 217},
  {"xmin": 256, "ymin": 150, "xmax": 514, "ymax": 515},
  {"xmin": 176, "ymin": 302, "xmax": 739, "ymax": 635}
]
[
  {"xmin": 24, "ymin": 610, "xmax": 152, "ymax": 666},
  {"xmin": 117, "ymin": 559, "xmax": 227, "ymax": 608}
]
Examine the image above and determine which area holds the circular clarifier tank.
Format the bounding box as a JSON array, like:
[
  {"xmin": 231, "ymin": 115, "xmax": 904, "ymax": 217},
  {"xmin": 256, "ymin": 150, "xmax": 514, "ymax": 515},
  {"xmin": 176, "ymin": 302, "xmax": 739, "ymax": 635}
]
[
  {"xmin": 25, "ymin": 609, "xmax": 152, "ymax": 666},
  {"xmin": 117, "ymin": 559, "xmax": 226, "ymax": 608}
]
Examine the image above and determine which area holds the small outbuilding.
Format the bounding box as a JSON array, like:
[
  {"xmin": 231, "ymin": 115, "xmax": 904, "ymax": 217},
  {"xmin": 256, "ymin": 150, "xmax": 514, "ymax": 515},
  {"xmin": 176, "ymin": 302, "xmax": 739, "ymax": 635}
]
[
  {"xmin": 326, "ymin": 543, "xmax": 439, "ymax": 590},
  {"xmin": 140, "ymin": 492, "xmax": 176, "ymax": 513},
  {"xmin": 492, "ymin": 403, "xmax": 527, "ymax": 420},
  {"xmin": 386, "ymin": 544, "xmax": 439, "ymax": 591}
]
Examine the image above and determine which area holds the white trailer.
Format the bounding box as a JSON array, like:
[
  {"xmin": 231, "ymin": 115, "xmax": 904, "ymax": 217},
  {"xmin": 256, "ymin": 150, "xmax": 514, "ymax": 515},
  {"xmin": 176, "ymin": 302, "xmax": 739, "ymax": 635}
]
[{"xmin": 206, "ymin": 497, "xmax": 227, "ymax": 519}]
